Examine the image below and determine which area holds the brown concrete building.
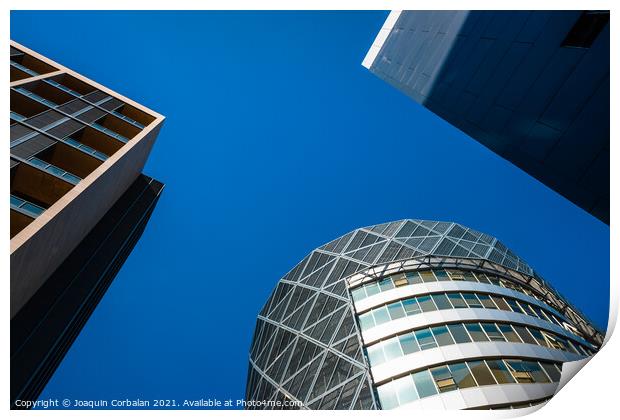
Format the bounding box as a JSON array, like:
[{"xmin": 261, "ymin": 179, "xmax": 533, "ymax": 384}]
[{"xmin": 10, "ymin": 41, "xmax": 165, "ymax": 407}]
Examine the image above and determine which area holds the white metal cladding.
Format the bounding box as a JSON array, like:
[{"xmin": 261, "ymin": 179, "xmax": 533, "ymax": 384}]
[{"xmin": 246, "ymin": 219, "xmax": 602, "ymax": 410}]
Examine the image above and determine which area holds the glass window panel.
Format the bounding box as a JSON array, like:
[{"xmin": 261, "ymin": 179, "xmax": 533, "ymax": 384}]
[
  {"xmin": 358, "ymin": 313, "xmax": 375, "ymax": 330},
  {"xmin": 462, "ymin": 293, "xmax": 483, "ymax": 308},
  {"xmin": 463, "ymin": 271, "xmax": 477, "ymax": 282},
  {"xmin": 481, "ymin": 323, "xmax": 505, "ymax": 341},
  {"xmin": 448, "ymin": 362, "xmax": 476, "ymax": 389},
  {"xmin": 402, "ymin": 298, "xmax": 421, "ymax": 316},
  {"xmin": 419, "ymin": 271, "xmax": 436, "ymax": 283},
  {"xmin": 367, "ymin": 344, "xmax": 385, "ymax": 366},
  {"xmin": 383, "ymin": 337, "xmax": 403, "ymax": 361},
  {"xmin": 540, "ymin": 362, "xmax": 562, "ymax": 382},
  {"xmin": 487, "ymin": 276, "xmax": 502, "ymax": 286},
  {"xmin": 513, "ymin": 325, "xmax": 537, "ymax": 345},
  {"xmin": 417, "ymin": 295, "xmax": 437, "ymax": 312},
  {"xmin": 387, "ymin": 302, "xmax": 406, "ymax": 320},
  {"xmin": 522, "ymin": 303, "xmax": 539, "ymax": 318},
  {"xmin": 10, "ymin": 195, "xmax": 24, "ymax": 207},
  {"xmin": 406, "ymin": 272, "xmax": 423, "ymax": 285},
  {"xmin": 412, "ymin": 370, "xmax": 438, "ymax": 398},
  {"xmin": 447, "ymin": 270, "xmax": 465, "ymax": 281},
  {"xmin": 431, "ymin": 294, "xmax": 452, "ymax": 310},
  {"xmin": 393, "ymin": 375, "xmax": 418, "ymax": 406},
  {"xmin": 377, "ymin": 382, "xmax": 399, "ymax": 409},
  {"xmin": 527, "ymin": 328, "xmax": 548, "ymax": 346},
  {"xmin": 379, "ymin": 278, "xmax": 394, "ymax": 292},
  {"xmin": 21, "ymin": 202, "xmax": 44, "ymax": 215},
  {"xmin": 430, "ymin": 366, "xmax": 457, "ymax": 393},
  {"xmin": 522, "ymin": 361, "xmax": 551, "ymax": 383},
  {"xmin": 476, "ymin": 273, "xmax": 492, "ymax": 284},
  {"xmin": 434, "ymin": 270, "xmax": 450, "ymax": 281},
  {"xmin": 431, "ymin": 325, "xmax": 454, "ymax": 346},
  {"xmin": 373, "ymin": 306, "xmax": 390, "ymax": 326},
  {"xmin": 365, "ymin": 282, "xmax": 380, "ymax": 297},
  {"xmin": 498, "ymin": 324, "xmax": 521, "ymax": 342},
  {"xmin": 486, "ymin": 360, "xmax": 515, "ymax": 384},
  {"xmin": 447, "ymin": 293, "xmax": 467, "ymax": 308},
  {"xmin": 465, "ymin": 323, "xmax": 489, "ymax": 341},
  {"xmin": 491, "ymin": 295, "xmax": 511, "ymax": 311},
  {"xmin": 351, "ymin": 288, "xmax": 367, "ymax": 302},
  {"xmin": 448, "ymin": 324, "xmax": 471, "ymax": 343},
  {"xmin": 505, "ymin": 298, "xmax": 525, "ymax": 314},
  {"xmin": 478, "ymin": 294, "xmax": 498, "ymax": 309},
  {"xmin": 400, "ymin": 333, "xmax": 420, "ymax": 354},
  {"xmin": 415, "ymin": 328, "xmax": 437, "ymax": 350},
  {"xmin": 505, "ymin": 360, "xmax": 534, "ymax": 383},
  {"xmin": 392, "ymin": 273, "xmax": 408, "ymax": 287},
  {"xmin": 467, "ymin": 361, "xmax": 497, "ymax": 386}
]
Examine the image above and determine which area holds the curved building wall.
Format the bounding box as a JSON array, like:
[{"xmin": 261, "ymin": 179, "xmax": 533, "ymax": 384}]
[{"xmin": 247, "ymin": 220, "xmax": 603, "ymax": 410}]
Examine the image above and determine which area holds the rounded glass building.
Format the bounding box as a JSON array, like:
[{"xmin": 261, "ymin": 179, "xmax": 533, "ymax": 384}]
[{"xmin": 246, "ymin": 220, "xmax": 603, "ymax": 410}]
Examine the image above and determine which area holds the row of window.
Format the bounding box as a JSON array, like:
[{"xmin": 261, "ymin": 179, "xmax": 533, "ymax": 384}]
[
  {"xmin": 64, "ymin": 137, "xmax": 109, "ymax": 160},
  {"xmin": 357, "ymin": 291, "xmax": 574, "ymax": 336},
  {"xmin": 366, "ymin": 320, "xmax": 592, "ymax": 368},
  {"xmin": 12, "ymin": 87, "xmax": 130, "ymax": 143},
  {"xmin": 10, "ymin": 194, "xmax": 46, "ymax": 217},
  {"xmin": 376, "ymin": 358, "xmax": 562, "ymax": 409},
  {"xmin": 351, "ymin": 269, "xmax": 547, "ymax": 307},
  {"xmin": 28, "ymin": 157, "xmax": 81, "ymax": 185},
  {"xmin": 10, "ymin": 60, "xmax": 38, "ymax": 77}
]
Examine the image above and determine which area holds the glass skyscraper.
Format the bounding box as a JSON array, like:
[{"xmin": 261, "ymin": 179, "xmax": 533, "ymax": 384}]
[{"xmin": 247, "ymin": 220, "xmax": 603, "ymax": 410}]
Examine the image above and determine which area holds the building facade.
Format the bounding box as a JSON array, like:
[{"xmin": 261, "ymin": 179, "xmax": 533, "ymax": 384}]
[
  {"xmin": 10, "ymin": 41, "xmax": 164, "ymax": 407},
  {"xmin": 363, "ymin": 11, "xmax": 610, "ymax": 224},
  {"xmin": 247, "ymin": 220, "xmax": 603, "ymax": 410}
]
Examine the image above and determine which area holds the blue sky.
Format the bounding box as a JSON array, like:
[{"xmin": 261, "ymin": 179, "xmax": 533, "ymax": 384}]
[{"xmin": 11, "ymin": 11, "xmax": 609, "ymax": 408}]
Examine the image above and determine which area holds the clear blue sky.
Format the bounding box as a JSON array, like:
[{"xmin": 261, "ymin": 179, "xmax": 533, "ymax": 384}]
[{"xmin": 11, "ymin": 11, "xmax": 609, "ymax": 408}]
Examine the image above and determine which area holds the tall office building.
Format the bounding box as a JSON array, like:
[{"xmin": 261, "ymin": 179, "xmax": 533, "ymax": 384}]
[
  {"xmin": 247, "ymin": 220, "xmax": 603, "ymax": 410},
  {"xmin": 363, "ymin": 11, "xmax": 610, "ymax": 224},
  {"xmin": 10, "ymin": 41, "xmax": 164, "ymax": 407}
]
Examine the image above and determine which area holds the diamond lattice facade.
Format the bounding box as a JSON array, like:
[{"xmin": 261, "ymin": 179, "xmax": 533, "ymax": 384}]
[{"xmin": 246, "ymin": 220, "xmax": 603, "ymax": 410}]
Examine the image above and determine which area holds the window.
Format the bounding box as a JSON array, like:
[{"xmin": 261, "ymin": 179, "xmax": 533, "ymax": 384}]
[
  {"xmin": 365, "ymin": 282, "xmax": 380, "ymax": 297},
  {"xmin": 476, "ymin": 273, "xmax": 492, "ymax": 285},
  {"xmin": 392, "ymin": 375, "xmax": 418, "ymax": 405},
  {"xmin": 373, "ymin": 307, "xmax": 390, "ymax": 326},
  {"xmin": 367, "ymin": 344, "xmax": 385, "ymax": 366},
  {"xmin": 562, "ymin": 11, "xmax": 610, "ymax": 48},
  {"xmin": 505, "ymin": 360, "xmax": 534, "ymax": 383},
  {"xmin": 463, "ymin": 271, "xmax": 478, "ymax": 282},
  {"xmin": 539, "ymin": 362, "xmax": 562, "ymax": 382},
  {"xmin": 401, "ymin": 298, "xmax": 420, "ymax": 316},
  {"xmin": 351, "ymin": 288, "xmax": 366, "ymax": 302},
  {"xmin": 358, "ymin": 313, "xmax": 375, "ymax": 330},
  {"xmin": 448, "ymin": 324, "xmax": 472, "ymax": 343},
  {"xmin": 447, "ymin": 293, "xmax": 467, "ymax": 308},
  {"xmin": 462, "ymin": 293, "xmax": 483, "ymax": 308},
  {"xmin": 465, "ymin": 323, "xmax": 489, "ymax": 341},
  {"xmin": 417, "ymin": 295, "xmax": 437, "ymax": 312},
  {"xmin": 430, "ymin": 366, "xmax": 457, "ymax": 393},
  {"xmin": 505, "ymin": 298, "xmax": 525, "ymax": 314},
  {"xmin": 387, "ymin": 302, "xmax": 406, "ymax": 320},
  {"xmin": 383, "ymin": 337, "xmax": 403, "ymax": 361},
  {"xmin": 498, "ymin": 324, "xmax": 521, "ymax": 343},
  {"xmin": 527, "ymin": 328, "xmax": 548, "ymax": 346},
  {"xmin": 415, "ymin": 328, "xmax": 437, "ymax": 350},
  {"xmin": 486, "ymin": 360, "xmax": 515, "ymax": 384},
  {"xmin": 478, "ymin": 294, "xmax": 498, "ymax": 309},
  {"xmin": 521, "ymin": 303, "xmax": 539, "ymax": 318},
  {"xmin": 431, "ymin": 294, "xmax": 452, "ymax": 310},
  {"xmin": 522, "ymin": 361, "xmax": 551, "ymax": 383},
  {"xmin": 467, "ymin": 361, "xmax": 497, "ymax": 386},
  {"xmin": 513, "ymin": 325, "xmax": 537, "ymax": 345},
  {"xmin": 377, "ymin": 382, "xmax": 398, "ymax": 409},
  {"xmin": 392, "ymin": 273, "xmax": 408, "ymax": 287},
  {"xmin": 447, "ymin": 271, "xmax": 464, "ymax": 281},
  {"xmin": 431, "ymin": 326, "xmax": 455, "ymax": 346},
  {"xmin": 378, "ymin": 278, "xmax": 394, "ymax": 292},
  {"xmin": 419, "ymin": 271, "xmax": 436, "ymax": 283},
  {"xmin": 412, "ymin": 370, "xmax": 438, "ymax": 398},
  {"xmin": 481, "ymin": 323, "xmax": 505, "ymax": 342},
  {"xmin": 434, "ymin": 270, "xmax": 450, "ymax": 281},
  {"xmin": 400, "ymin": 332, "xmax": 420, "ymax": 354},
  {"xmin": 448, "ymin": 362, "xmax": 476, "ymax": 388},
  {"xmin": 491, "ymin": 295, "xmax": 511, "ymax": 311},
  {"xmin": 406, "ymin": 272, "xmax": 423, "ymax": 285}
]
